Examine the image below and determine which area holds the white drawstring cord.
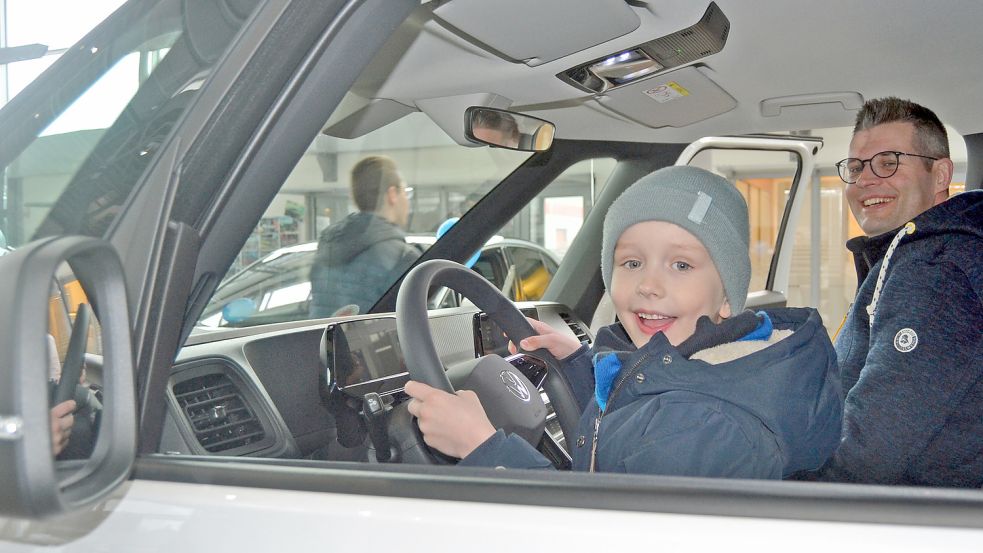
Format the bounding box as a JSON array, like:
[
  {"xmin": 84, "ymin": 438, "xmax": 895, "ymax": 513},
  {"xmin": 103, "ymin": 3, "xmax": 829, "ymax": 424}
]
[{"xmin": 866, "ymin": 221, "xmax": 916, "ymax": 328}]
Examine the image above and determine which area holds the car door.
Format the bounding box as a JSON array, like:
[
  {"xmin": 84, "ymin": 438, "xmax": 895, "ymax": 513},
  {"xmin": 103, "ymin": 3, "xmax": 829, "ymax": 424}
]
[{"xmin": 0, "ymin": 0, "xmax": 419, "ymax": 526}]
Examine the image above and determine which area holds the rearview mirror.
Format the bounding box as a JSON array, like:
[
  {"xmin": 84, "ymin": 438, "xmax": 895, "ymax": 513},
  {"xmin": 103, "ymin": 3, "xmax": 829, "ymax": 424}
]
[{"xmin": 465, "ymin": 107, "xmax": 555, "ymax": 151}]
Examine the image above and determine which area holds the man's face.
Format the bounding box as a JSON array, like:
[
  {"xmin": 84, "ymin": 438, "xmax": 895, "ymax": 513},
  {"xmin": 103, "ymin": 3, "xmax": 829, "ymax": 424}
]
[
  {"xmin": 473, "ymin": 126, "xmax": 519, "ymax": 149},
  {"xmin": 392, "ymin": 179, "xmax": 410, "ymax": 228},
  {"xmin": 610, "ymin": 221, "xmax": 731, "ymax": 349},
  {"xmin": 846, "ymin": 121, "xmax": 946, "ymax": 236}
]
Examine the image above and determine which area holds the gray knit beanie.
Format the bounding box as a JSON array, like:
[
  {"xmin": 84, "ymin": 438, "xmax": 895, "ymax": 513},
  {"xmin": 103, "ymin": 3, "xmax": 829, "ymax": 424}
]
[{"xmin": 601, "ymin": 166, "xmax": 751, "ymax": 313}]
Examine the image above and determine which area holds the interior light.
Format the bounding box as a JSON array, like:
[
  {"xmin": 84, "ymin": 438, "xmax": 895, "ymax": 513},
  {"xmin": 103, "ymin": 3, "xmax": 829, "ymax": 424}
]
[
  {"xmin": 558, "ymin": 2, "xmax": 730, "ymax": 94},
  {"xmin": 588, "ymin": 49, "xmax": 663, "ymax": 87}
]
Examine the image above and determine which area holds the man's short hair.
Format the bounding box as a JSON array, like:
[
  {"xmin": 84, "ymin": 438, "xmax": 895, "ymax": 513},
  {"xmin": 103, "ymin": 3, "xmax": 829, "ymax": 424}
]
[
  {"xmin": 350, "ymin": 156, "xmax": 400, "ymax": 212},
  {"xmin": 854, "ymin": 97, "xmax": 950, "ymax": 166},
  {"xmin": 474, "ymin": 110, "xmax": 519, "ymax": 141}
]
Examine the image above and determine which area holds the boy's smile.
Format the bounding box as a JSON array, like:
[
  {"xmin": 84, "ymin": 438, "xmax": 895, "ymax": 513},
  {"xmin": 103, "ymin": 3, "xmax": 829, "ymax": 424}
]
[
  {"xmin": 635, "ymin": 310, "xmax": 675, "ymax": 335},
  {"xmin": 611, "ymin": 221, "xmax": 731, "ymax": 348}
]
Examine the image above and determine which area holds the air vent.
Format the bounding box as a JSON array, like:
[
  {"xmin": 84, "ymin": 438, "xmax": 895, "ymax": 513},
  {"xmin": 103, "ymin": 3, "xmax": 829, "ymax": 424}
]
[
  {"xmin": 173, "ymin": 373, "xmax": 266, "ymax": 453},
  {"xmin": 558, "ymin": 312, "xmax": 591, "ymax": 345}
]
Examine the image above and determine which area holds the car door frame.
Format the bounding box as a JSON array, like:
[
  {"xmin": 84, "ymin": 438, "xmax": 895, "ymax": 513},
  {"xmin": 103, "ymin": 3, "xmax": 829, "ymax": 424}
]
[
  {"xmin": 105, "ymin": 0, "xmax": 422, "ymax": 453},
  {"xmin": 675, "ymin": 135, "xmax": 824, "ymax": 309}
]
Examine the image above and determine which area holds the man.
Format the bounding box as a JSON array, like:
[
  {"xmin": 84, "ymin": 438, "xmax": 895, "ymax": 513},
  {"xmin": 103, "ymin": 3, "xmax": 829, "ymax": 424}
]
[
  {"xmin": 309, "ymin": 156, "xmax": 419, "ymax": 318},
  {"xmin": 819, "ymin": 97, "xmax": 983, "ymax": 486},
  {"xmin": 470, "ymin": 109, "xmax": 521, "ymax": 149}
]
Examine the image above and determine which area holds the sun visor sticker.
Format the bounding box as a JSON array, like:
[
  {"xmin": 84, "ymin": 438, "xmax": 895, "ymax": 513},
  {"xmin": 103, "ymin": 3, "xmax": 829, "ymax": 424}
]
[{"xmin": 596, "ymin": 66, "xmax": 736, "ymax": 128}]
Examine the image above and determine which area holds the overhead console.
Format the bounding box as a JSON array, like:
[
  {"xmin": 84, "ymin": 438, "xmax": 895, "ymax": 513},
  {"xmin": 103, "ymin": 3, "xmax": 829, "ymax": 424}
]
[
  {"xmin": 561, "ymin": 2, "xmax": 735, "ymax": 129},
  {"xmin": 558, "ymin": 3, "xmax": 729, "ymax": 94}
]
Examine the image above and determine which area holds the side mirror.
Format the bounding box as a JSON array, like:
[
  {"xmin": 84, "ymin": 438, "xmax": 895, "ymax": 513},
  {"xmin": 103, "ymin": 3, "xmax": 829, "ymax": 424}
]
[
  {"xmin": 464, "ymin": 107, "xmax": 555, "ymax": 151},
  {"xmin": 0, "ymin": 236, "xmax": 135, "ymax": 519}
]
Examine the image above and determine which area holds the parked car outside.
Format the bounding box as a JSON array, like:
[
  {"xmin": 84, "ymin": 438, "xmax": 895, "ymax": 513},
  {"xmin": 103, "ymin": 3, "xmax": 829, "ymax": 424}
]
[{"xmin": 198, "ymin": 235, "xmax": 560, "ymax": 327}]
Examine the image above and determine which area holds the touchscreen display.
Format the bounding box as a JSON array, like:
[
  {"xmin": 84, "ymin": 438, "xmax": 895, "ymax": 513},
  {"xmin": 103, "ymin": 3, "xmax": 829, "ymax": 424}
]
[
  {"xmin": 325, "ymin": 317, "xmax": 406, "ymax": 395},
  {"xmin": 474, "ymin": 308, "xmax": 538, "ymax": 357}
]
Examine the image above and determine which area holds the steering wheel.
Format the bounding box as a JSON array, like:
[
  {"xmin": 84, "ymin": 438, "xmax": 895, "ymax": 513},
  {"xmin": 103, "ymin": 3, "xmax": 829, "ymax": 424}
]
[
  {"xmin": 54, "ymin": 303, "xmax": 91, "ymax": 405},
  {"xmin": 393, "ymin": 259, "xmax": 581, "ymax": 464}
]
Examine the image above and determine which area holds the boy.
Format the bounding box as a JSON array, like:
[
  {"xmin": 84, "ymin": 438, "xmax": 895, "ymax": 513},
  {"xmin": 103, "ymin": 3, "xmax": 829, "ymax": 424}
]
[{"xmin": 405, "ymin": 166, "xmax": 843, "ymax": 478}]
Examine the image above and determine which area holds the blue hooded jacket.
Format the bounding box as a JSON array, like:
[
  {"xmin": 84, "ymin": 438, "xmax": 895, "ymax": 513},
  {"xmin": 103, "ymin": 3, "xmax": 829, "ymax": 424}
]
[
  {"xmin": 462, "ymin": 307, "xmax": 843, "ymax": 478},
  {"xmin": 821, "ymin": 190, "xmax": 983, "ymax": 487}
]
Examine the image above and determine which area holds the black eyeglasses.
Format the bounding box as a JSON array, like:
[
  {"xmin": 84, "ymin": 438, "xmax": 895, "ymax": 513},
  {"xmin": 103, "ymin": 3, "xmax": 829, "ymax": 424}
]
[{"xmin": 835, "ymin": 151, "xmax": 939, "ymax": 184}]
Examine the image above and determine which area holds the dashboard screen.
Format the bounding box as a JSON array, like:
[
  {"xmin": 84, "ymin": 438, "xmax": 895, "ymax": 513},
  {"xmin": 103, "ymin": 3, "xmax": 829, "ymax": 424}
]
[
  {"xmin": 473, "ymin": 308, "xmax": 539, "ymax": 357},
  {"xmin": 325, "ymin": 317, "xmax": 407, "ymax": 396}
]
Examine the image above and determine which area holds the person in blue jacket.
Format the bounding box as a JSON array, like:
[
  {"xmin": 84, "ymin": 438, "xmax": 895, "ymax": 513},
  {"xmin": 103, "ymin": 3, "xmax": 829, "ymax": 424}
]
[
  {"xmin": 405, "ymin": 166, "xmax": 843, "ymax": 478},
  {"xmin": 813, "ymin": 97, "xmax": 983, "ymax": 487}
]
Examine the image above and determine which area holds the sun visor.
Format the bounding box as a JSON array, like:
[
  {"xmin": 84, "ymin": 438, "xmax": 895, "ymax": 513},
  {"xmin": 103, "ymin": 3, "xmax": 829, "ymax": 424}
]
[
  {"xmin": 595, "ymin": 66, "xmax": 736, "ymax": 128},
  {"xmin": 433, "ymin": 0, "xmax": 640, "ymax": 66},
  {"xmin": 322, "ymin": 93, "xmax": 417, "ymax": 139}
]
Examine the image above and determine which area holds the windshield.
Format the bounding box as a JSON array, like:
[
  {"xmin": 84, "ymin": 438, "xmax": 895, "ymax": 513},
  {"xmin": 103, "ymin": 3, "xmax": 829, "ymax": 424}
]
[{"xmin": 196, "ymin": 99, "xmax": 532, "ymax": 327}]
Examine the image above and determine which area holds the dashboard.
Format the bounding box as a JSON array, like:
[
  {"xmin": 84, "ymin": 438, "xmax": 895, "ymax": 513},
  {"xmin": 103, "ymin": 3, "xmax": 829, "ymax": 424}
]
[{"xmin": 159, "ymin": 302, "xmax": 591, "ymax": 464}]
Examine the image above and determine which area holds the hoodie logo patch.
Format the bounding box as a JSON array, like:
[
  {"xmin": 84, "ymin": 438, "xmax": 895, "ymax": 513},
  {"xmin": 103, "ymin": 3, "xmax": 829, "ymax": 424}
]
[{"xmin": 894, "ymin": 328, "xmax": 918, "ymax": 353}]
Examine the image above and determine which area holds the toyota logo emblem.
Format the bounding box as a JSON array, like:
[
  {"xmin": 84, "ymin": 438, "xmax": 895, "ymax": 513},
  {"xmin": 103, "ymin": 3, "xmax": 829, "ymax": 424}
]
[{"xmin": 500, "ymin": 370, "xmax": 531, "ymax": 402}]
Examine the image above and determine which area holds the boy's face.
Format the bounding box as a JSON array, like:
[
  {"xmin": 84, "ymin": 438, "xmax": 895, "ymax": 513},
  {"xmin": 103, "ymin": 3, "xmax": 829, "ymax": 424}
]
[{"xmin": 610, "ymin": 221, "xmax": 731, "ymax": 348}]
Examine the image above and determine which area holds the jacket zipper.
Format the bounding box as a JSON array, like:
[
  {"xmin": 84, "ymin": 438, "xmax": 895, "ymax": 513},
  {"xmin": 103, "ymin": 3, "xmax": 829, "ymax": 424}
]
[{"xmin": 589, "ymin": 353, "xmax": 649, "ymax": 472}]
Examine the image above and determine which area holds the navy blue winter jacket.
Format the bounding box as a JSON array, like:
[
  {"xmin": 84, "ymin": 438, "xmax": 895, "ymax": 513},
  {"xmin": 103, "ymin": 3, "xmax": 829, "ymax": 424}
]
[
  {"xmin": 462, "ymin": 307, "xmax": 843, "ymax": 478},
  {"xmin": 821, "ymin": 190, "xmax": 983, "ymax": 487}
]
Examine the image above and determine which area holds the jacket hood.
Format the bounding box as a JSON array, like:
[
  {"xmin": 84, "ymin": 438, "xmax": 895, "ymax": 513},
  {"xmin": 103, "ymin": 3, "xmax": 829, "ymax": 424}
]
[
  {"xmin": 846, "ymin": 190, "xmax": 983, "ymax": 282},
  {"xmin": 908, "ymin": 189, "xmax": 983, "ymax": 240},
  {"xmin": 317, "ymin": 212, "xmax": 406, "ymax": 266},
  {"xmin": 596, "ymin": 307, "xmax": 842, "ymax": 474}
]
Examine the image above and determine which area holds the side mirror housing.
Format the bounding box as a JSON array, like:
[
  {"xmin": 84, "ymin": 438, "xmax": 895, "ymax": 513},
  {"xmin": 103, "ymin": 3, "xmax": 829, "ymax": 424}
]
[{"xmin": 0, "ymin": 236, "xmax": 135, "ymax": 519}]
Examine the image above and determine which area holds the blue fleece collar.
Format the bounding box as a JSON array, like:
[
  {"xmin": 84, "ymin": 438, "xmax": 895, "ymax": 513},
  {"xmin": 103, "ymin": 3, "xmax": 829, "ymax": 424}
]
[
  {"xmin": 738, "ymin": 311, "xmax": 773, "ymax": 342},
  {"xmin": 593, "ymin": 312, "xmax": 772, "ymax": 412}
]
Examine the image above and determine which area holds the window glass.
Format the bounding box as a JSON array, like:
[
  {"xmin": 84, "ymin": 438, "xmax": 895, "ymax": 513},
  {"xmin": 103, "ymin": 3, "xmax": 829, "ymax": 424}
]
[
  {"xmin": 785, "ymin": 175, "xmax": 861, "ymax": 336},
  {"xmin": 0, "ymin": 0, "xmax": 256, "ymax": 247},
  {"xmin": 688, "ymin": 149, "xmax": 797, "ymax": 296},
  {"xmin": 197, "ymin": 111, "xmax": 532, "ymax": 327},
  {"xmin": 497, "ymin": 157, "xmax": 616, "ymax": 261},
  {"xmin": 6, "ymin": 1, "xmax": 127, "ymax": 51},
  {"xmin": 3, "ymin": 0, "xmax": 129, "ymax": 107}
]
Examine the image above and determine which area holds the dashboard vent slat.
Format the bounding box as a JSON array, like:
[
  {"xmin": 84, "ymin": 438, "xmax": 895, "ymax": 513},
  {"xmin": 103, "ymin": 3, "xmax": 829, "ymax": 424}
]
[
  {"xmin": 558, "ymin": 312, "xmax": 591, "ymax": 345},
  {"xmin": 173, "ymin": 373, "xmax": 266, "ymax": 453}
]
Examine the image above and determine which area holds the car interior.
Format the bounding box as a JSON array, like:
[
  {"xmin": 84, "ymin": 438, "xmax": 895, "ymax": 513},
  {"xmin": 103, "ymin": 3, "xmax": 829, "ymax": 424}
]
[{"xmin": 2, "ymin": 0, "xmax": 982, "ymax": 531}]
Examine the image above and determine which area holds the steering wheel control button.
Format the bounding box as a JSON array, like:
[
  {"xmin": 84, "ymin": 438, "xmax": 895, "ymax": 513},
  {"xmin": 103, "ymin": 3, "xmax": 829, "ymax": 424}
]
[
  {"xmin": 500, "ymin": 370, "xmax": 532, "ymax": 402},
  {"xmin": 662, "ymin": 354, "xmax": 673, "ymax": 365},
  {"xmin": 577, "ymin": 435, "xmax": 586, "ymax": 447}
]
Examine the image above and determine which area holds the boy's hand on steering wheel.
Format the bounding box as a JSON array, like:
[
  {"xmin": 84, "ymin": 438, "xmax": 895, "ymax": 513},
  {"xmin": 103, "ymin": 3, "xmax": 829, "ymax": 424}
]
[
  {"xmin": 405, "ymin": 380, "xmax": 496, "ymax": 459},
  {"xmin": 509, "ymin": 317, "xmax": 582, "ymax": 360}
]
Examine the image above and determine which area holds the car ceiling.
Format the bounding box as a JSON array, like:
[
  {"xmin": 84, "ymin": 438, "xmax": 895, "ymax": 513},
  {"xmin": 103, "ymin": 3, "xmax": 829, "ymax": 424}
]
[{"xmin": 325, "ymin": 0, "xmax": 983, "ymax": 145}]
